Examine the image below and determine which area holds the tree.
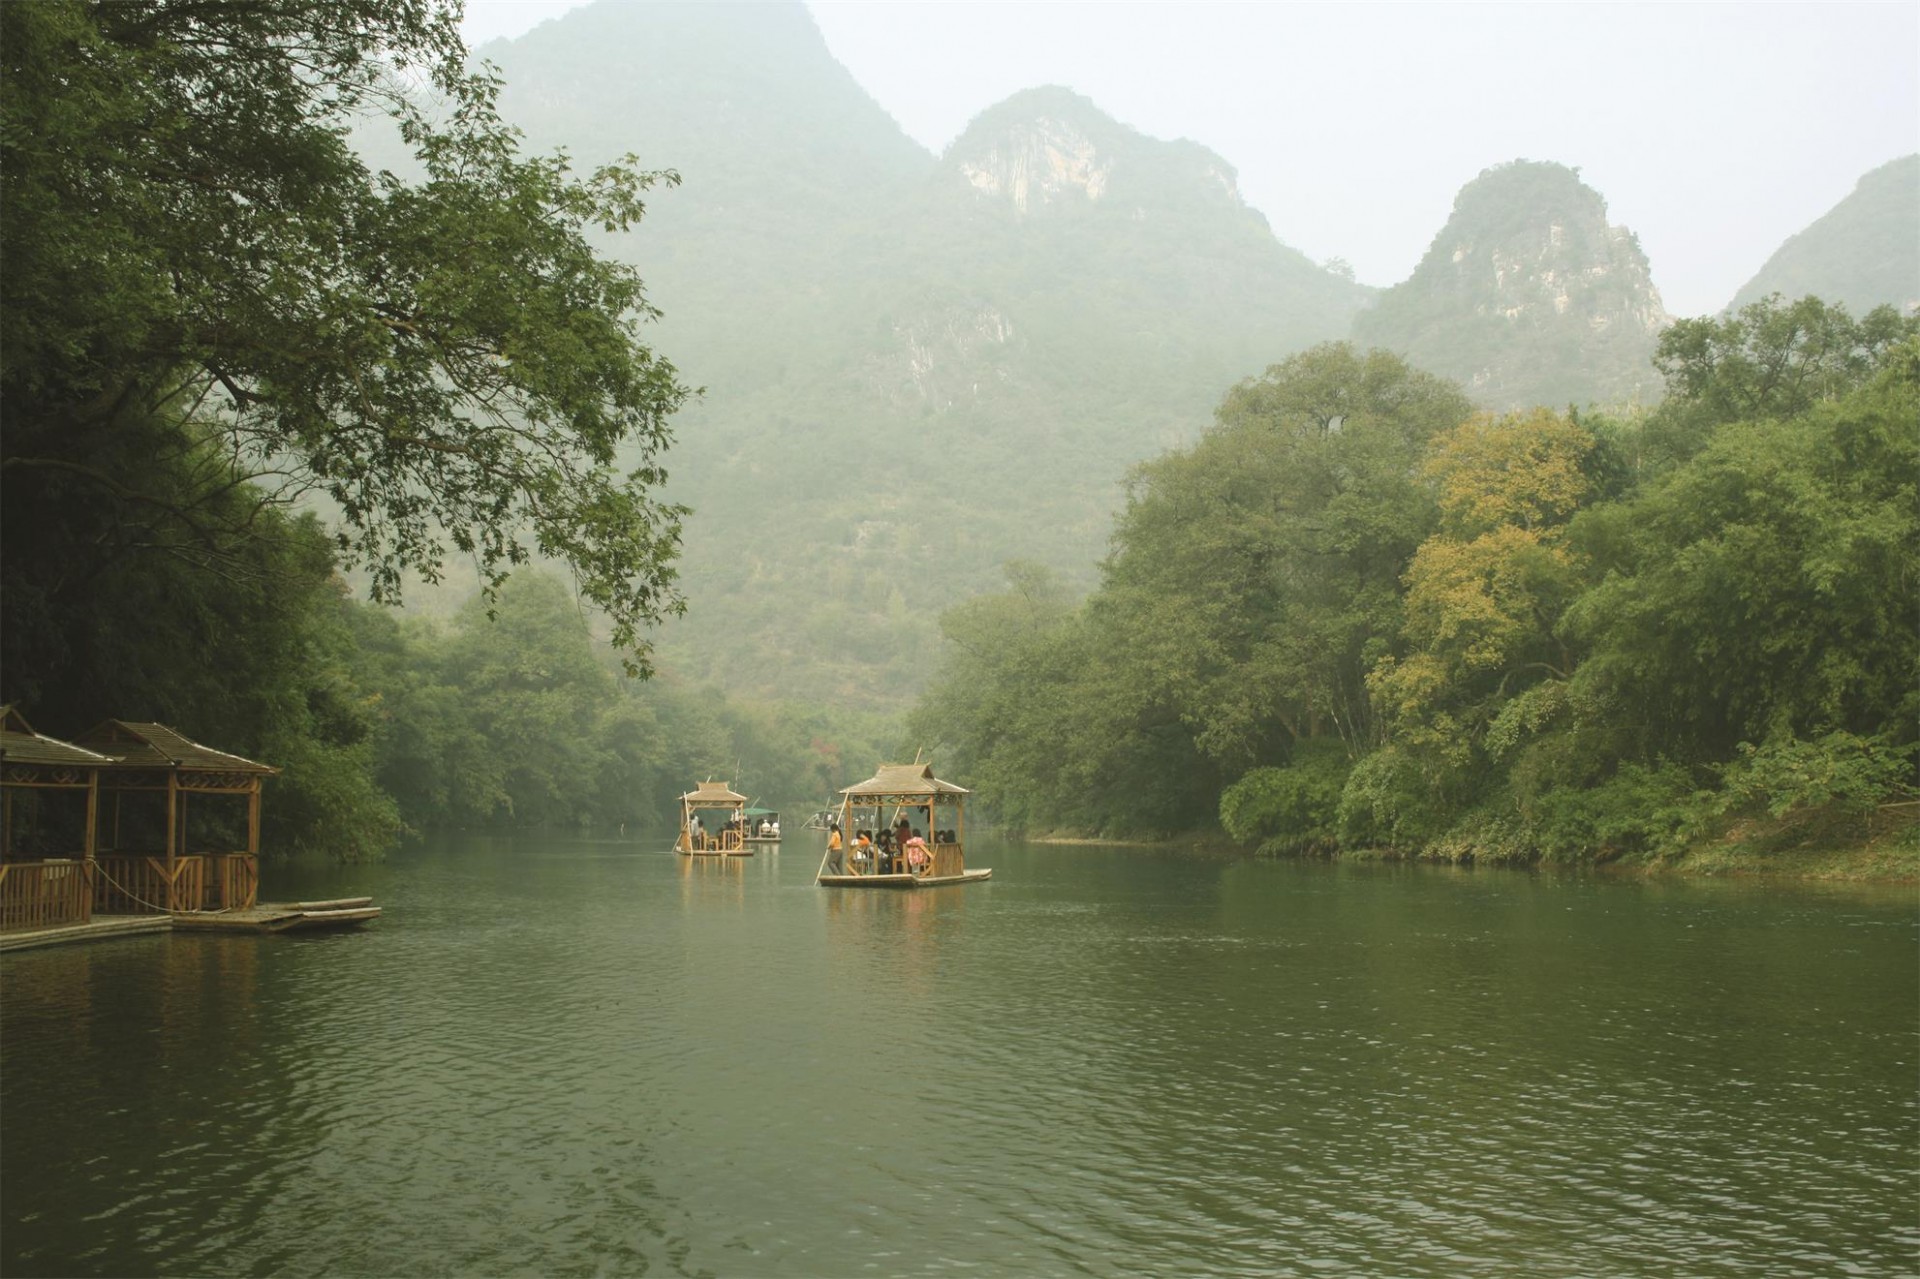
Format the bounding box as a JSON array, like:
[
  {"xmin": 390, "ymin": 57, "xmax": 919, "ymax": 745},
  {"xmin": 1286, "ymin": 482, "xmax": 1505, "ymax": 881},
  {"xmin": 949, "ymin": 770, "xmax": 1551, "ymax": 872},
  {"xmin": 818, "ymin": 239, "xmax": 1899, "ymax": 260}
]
[
  {"xmin": 1564, "ymin": 340, "xmax": 1920, "ymax": 766},
  {"xmin": 1645, "ymin": 294, "xmax": 1917, "ymax": 466},
  {"xmin": 1, "ymin": 0, "xmax": 691, "ymax": 674},
  {"xmin": 1097, "ymin": 344, "xmax": 1473, "ymax": 766},
  {"xmin": 1363, "ymin": 409, "xmax": 1596, "ymax": 827}
]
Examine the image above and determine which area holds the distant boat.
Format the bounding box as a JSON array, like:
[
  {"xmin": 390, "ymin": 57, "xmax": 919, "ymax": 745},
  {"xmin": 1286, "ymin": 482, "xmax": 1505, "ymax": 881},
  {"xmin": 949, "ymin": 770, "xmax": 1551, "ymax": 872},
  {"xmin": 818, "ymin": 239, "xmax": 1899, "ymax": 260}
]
[
  {"xmin": 676, "ymin": 780, "xmax": 754, "ymax": 857},
  {"xmin": 742, "ymin": 806, "xmax": 782, "ymax": 844},
  {"xmin": 816, "ymin": 762, "xmax": 991, "ymax": 889}
]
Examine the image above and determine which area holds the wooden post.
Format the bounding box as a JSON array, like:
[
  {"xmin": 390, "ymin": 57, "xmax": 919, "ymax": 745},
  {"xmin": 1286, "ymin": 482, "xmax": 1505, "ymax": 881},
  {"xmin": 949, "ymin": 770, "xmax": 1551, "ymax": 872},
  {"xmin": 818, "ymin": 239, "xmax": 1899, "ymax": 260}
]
[
  {"xmin": 84, "ymin": 771, "xmax": 99, "ymax": 862},
  {"xmin": 165, "ymin": 773, "xmax": 178, "ymax": 911},
  {"xmin": 247, "ymin": 780, "xmax": 261, "ymax": 858},
  {"xmin": 83, "ymin": 771, "xmax": 99, "ymax": 924}
]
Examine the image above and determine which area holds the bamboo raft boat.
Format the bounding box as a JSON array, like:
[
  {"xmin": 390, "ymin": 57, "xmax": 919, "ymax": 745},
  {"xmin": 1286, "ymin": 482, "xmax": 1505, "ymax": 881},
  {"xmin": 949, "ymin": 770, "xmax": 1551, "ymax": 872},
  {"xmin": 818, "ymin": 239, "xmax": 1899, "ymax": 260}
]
[
  {"xmin": 816, "ymin": 762, "xmax": 991, "ymax": 889},
  {"xmin": 675, "ymin": 780, "xmax": 754, "ymax": 856}
]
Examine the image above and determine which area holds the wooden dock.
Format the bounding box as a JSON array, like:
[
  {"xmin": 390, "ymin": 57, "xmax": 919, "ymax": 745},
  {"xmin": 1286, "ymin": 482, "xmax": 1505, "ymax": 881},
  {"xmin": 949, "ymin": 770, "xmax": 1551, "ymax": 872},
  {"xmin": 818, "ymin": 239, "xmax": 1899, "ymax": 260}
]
[
  {"xmin": 1, "ymin": 898, "xmax": 380, "ymax": 951},
  {"xmin": 171, "ymin": 897, "xmax": 381, "ymax": 934},
  {"xmin": 0, "ymin": 914, "xmax": 171, "ymax": 952}
]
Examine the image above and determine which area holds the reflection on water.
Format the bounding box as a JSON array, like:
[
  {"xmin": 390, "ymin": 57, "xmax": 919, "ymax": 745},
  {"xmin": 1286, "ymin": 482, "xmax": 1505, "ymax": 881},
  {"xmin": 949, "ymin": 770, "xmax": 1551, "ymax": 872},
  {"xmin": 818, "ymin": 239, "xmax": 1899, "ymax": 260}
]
[{"xmin": 3, "ymin": 835, "xmax": 1915, "ymax": 1277}]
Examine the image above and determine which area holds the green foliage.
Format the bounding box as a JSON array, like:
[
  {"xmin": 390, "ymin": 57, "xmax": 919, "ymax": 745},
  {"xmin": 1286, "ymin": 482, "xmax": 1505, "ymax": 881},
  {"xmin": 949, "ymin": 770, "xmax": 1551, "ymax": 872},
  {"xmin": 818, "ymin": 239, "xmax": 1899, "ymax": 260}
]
[
  {"xmin": 1565, "ymin": 338, "xmax": 1920, "ymax": 763},
  {"xmin": 1717, "ymin": 731, "xmax": 1918, "ymax": 820},
  {"xmin": 1, "ymin": 0, "xmax": 690, "ymax": 672},
  {"xmin": 1645, "ymin": 294, "xmax": 1918, "ymax": 466},
  {"xmin": 1219, "ymin": 740, "xmax": 1352, "ymax": 854},
  {"xmin": 1098, "ymin": 344, "xmax": 1473, "ymax": 767},
  {"xmin": 914, "ymin": 298, "xmax": 1916, "ymax": 868}
]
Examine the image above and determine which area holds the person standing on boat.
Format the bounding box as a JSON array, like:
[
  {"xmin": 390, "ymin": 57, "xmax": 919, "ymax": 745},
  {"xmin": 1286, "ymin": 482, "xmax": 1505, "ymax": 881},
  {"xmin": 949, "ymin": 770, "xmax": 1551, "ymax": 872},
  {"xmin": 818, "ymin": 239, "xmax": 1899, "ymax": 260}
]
[
  {"xmin": 690, "ymin": 813, "xmax": 703, "ymax": 848},
  {"xmin": 826, "ymin": 824, "xmax": 845, "ymax": 874}
]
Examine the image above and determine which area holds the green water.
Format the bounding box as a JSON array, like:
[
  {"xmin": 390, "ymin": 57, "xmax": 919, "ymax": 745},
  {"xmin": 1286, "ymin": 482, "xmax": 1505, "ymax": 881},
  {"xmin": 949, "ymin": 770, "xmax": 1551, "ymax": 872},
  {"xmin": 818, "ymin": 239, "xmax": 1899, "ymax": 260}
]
[{"xmin": 3, "ymin": 835, "xmax": 1914, "ymax": 1277}]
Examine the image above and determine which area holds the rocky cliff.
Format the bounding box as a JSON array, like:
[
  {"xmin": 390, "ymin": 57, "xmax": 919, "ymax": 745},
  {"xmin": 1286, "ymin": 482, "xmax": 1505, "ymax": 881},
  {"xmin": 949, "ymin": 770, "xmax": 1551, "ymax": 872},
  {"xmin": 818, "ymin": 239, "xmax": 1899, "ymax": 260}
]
[{"xmin": 1353, "ymin": 160, "xmax": 1670, "ymax": 410}]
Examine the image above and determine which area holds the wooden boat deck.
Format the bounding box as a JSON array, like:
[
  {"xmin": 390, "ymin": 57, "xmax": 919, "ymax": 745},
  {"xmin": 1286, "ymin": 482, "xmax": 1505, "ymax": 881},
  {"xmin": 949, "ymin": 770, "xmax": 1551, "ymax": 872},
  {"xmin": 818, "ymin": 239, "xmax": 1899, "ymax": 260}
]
[
  {"xmin": 816, "ymin": 868, "xmax": 992, "ymax": 889},
  {"xmin": 678, "ymin": 848, "xmax": 754, "ymax": 858}
]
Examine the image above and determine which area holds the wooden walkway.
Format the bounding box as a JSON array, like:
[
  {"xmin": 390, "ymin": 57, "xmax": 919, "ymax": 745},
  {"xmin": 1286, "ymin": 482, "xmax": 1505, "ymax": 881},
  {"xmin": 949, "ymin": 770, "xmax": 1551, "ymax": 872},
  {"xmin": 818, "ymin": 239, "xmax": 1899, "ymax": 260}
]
[
  {"xmin": 0, "ymin": 914, "xmax": 171, "ymax": 953},
  {"xmin": 1, "ymin": 898, "xmax": 380, "ymax": 951}
]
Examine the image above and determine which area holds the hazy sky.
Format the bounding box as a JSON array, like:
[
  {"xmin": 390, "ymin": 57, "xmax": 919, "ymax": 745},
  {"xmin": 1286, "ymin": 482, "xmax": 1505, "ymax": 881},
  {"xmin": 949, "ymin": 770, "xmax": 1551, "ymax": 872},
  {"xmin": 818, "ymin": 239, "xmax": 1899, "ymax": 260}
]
[{"xmin": 462, "ymin": 1, "xmax": 1919, "ymax": 318}]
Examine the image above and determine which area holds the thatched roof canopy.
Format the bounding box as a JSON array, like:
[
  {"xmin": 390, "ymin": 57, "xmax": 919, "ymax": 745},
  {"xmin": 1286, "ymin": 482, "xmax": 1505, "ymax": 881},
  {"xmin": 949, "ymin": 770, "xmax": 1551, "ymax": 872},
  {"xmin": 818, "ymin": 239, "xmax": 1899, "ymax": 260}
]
[
  {"xmin": 0, "ymin": 706, "xmax": 115, "ymax": 770},
  {"xmin": 839, "ymin": 763, "xmax": 969, "ymax": 801},
  {"xmin": 680, "ymin": 780, "xmax": 747, "ymax": 804},
  {"xmin": 73, "ymin": 721, "xmax": 278, "ymax": 774}
]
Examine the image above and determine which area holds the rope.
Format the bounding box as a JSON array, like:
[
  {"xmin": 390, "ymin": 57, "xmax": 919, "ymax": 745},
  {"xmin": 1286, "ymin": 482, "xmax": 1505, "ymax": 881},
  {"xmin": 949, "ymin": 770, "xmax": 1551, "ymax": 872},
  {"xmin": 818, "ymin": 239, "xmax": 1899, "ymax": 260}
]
[{"xmin": 91, "ymin": 860, "xmax": 186, "ymax": 914}]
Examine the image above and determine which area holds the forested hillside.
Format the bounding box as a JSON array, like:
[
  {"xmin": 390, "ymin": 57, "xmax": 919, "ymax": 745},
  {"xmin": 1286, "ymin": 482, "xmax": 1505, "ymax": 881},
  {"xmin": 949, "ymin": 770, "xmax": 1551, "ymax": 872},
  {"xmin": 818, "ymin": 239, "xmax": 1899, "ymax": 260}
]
[
  {"xmin": 1352, "ymin": 161, "xmax": 1670, "ymax": 411},
  {"xmin": 1730, "ymin": 154, "xmax": 1920, "ymax": 317},
  {"xmin": 473, "ymin": 3, "xmax": 1371, "ymax": 708},
  {"xmin": 913, "ymin": 297, "xmax": 1919, "ymax": 867}
]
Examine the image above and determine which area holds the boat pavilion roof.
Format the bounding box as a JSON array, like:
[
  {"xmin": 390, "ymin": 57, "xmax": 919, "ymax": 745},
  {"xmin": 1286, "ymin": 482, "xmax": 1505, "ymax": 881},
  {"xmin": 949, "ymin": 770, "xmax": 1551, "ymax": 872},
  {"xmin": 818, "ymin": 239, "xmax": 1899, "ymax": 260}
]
[
  {"xmin": 838, "ymin": 763, "xmax": 969, "ymax": 800},
  {"xmin": 680, "ymin": 780, "xmax": 747, "ymax": 804}
]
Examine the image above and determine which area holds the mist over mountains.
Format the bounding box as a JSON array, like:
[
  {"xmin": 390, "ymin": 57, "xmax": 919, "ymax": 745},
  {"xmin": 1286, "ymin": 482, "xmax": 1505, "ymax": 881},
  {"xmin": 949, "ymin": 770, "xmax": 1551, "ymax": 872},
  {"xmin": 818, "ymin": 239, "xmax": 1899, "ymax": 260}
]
[
  {"xmin": 465, "ymin": 0, "xmax": 1916, "ymax": 708},
  {"xmin": 1731, "ymin": 155, "xmax": 1920, "ymax": 318}
]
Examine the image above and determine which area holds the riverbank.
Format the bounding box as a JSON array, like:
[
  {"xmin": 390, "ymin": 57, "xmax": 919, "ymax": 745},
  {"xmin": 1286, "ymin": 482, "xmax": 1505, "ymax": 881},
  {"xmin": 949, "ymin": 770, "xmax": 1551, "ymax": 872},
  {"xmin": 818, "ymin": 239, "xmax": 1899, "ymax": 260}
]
[
  {"xmin": 1611, "ymin": 809, "xmax": 1919, "ymax": 884},
  {"xmin": 1022, "ymin": 810, "xmax": 1920, "ymax": 884}
]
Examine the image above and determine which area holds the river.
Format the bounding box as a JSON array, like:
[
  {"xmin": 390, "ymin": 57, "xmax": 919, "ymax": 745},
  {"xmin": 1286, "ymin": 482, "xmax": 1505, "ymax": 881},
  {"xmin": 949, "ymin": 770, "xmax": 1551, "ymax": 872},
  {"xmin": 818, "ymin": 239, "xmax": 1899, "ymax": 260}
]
[{"xmin": 2, "ymin": 834, "xmax": 1914, "ymax": 1277}]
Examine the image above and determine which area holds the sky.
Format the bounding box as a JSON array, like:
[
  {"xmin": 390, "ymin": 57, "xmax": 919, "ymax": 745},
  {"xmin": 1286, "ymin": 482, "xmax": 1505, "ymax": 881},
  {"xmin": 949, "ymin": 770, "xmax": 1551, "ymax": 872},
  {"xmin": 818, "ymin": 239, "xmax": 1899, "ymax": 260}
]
[{"xmin": 460, "ymin": 1, "xmax": 1919, "ymax": 318}]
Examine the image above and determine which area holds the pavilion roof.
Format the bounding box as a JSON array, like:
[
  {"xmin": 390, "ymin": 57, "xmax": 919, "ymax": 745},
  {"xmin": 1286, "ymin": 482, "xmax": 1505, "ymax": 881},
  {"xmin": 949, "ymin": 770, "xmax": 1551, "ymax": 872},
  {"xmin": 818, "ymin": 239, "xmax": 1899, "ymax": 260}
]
[
  {"xmin": 73, "ymin": 720, "xmax": 278, "ymax": 774},
  {"xmin": 839, "ymin": 763, "xmax": 969, "ymax": 799},
  {"xmin": 680, "ymin": 780, "xmax": 747, "ymax": 803},
  {"xmin": 0, "ymin": 705, "xmax": 116, "ymax": 769}
]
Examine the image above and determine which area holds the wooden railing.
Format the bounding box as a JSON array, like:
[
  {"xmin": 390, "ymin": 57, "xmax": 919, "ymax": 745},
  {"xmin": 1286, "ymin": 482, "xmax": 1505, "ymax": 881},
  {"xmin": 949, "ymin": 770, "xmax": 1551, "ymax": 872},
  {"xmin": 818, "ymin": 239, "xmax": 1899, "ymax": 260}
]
[
  {"xmin": 0, "ymin": 860, "xmax": 93, "ymax": 932},
  {"xmin": 93, "ymin": 855, "xmax": 218, "ymax": 913},
  {"xmin": 217, "ymin": 854, "xmax": 259, "ymax": 910}
]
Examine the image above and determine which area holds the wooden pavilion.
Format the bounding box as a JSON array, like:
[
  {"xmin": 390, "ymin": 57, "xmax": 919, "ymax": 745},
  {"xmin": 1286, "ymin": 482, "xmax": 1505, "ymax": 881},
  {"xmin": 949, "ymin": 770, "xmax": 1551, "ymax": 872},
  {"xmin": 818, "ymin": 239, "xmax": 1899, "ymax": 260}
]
[
  {"xmin": 72, "ymin": 720, "xmax": 278, "ymax": 914},
  {"xmin": 676, "ymin": 780, "xmax": 752, "ymax": 856},
  {"xmin": 0, "ymin": 707, "xmax": 113, "ymax": 930},
  {"xmin": 818, "ymin": 762, "xmax": 990, "ymax": 888}
]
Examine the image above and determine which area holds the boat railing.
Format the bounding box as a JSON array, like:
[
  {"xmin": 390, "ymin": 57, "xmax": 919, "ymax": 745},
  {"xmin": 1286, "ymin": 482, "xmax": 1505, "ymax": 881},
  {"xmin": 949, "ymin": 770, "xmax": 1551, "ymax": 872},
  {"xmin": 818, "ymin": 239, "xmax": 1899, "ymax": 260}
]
[{"xmin": 835, "ymin": 840, "xmax": 964, "ymax": 878}]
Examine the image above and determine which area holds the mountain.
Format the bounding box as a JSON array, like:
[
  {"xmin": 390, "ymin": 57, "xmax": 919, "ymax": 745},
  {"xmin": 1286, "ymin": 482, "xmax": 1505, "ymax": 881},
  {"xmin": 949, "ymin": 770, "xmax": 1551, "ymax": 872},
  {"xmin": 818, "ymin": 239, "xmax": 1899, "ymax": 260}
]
[
  {"xmin": 1352, "ymin": 160, "xmax": 1670, "ymax": 411},
  {"xmin": 471, "ymin": 4, "xmax": 1371, "ymax": 708},
  {"xmin": 1730, "ymin": 154, "xmax": 1920, "ymax": 317}
]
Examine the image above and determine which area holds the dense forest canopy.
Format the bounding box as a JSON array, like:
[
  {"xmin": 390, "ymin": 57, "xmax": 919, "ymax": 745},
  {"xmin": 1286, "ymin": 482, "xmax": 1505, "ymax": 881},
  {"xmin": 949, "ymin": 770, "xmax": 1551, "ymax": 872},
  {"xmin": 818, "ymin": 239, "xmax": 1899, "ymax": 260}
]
[
  {"xmin": 913, "ymin": 300, "xmax": 1920, "ymax": 864},
  {"xmin": 0, "ymin": 0, "xmax": 722, "ymax": 852},
  {"xmin": 1, "ymin": 0, "xmax": 687, "ymax": 677}
]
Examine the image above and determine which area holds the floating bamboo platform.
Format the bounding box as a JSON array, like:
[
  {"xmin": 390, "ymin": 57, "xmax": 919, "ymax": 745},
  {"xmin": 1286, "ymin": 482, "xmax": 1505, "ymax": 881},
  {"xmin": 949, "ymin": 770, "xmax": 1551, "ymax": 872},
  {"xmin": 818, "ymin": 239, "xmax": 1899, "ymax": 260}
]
[
  {"xmin": 677, "ymin": 848, "xmax": 753, "ymax": 858},
  {"xmin": 816, "ymin": 869, "xmax": 992, "ymax": 889},
  {"xmin": 817, "ymin": 762, "xmax": 992, "ymax": 890},
  {"xmin": 170, "ymin": 897, "xmax": 381, "ymax": 934}
]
